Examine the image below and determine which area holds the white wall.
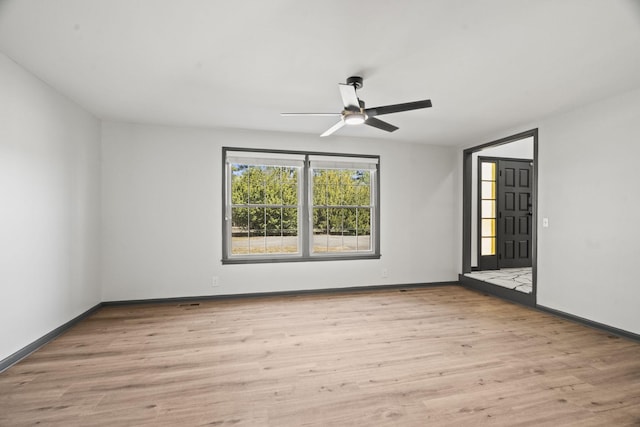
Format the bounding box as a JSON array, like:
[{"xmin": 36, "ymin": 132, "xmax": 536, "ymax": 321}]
[
  {"xmin": 100, "ymin": 122, "xmax": 459, "ymax": 301},
  {"xmin": 470, "ymin": 138, "xmax": 534, "ymax": 266},
  {"xmin": 536, "ymin": 88, "xmax": 640, "ymax": 335},
  {"xmin": 0, "ymin": 53, "xmax": 101, "ymax": 361},
  {"xmin": 461, "ymin": 87, "xmax": 640, "ymax": 335}
]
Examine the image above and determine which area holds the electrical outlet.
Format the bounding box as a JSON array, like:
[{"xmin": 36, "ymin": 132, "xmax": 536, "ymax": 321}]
[
  {"xmin": 381, "ymin": 268, "xmax": 388, "ymax": 278},
  {"xmin": 212, "ymin": 276, "xmax": 219, "ymax": 287},
  {"xmin": 543, "ymin": 218, "xmax": 549, "ymax": 228}
]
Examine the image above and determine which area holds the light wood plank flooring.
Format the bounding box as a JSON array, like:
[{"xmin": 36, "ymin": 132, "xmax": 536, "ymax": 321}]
[{"xmin": 1, "ymin": 286, "xmax": 639, "ymax": 426}]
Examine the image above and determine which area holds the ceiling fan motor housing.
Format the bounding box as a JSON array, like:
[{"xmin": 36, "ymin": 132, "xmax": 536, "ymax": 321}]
[{"xmin": 346, "ymin": 76, "xmax": 363, "ymax": 89}]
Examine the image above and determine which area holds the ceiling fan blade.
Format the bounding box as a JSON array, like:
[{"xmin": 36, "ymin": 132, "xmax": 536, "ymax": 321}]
[
  {"xmin": 365, "ymin": 99, "xmax": 432, "ymax": 117},
  {"xmin": 320, "ymin": 120, "xmax": 346, "ymax": 137},
  {"xmin": 365, "ymin": 117, "xmax": 399, "ymax": 133},
  {"xmin": 338, "ymin": 83, "xmax": 360, "ymax": 110},
  {"xmin": 281, "ymin": 113, "xmax": 341, "ymax": 117}
]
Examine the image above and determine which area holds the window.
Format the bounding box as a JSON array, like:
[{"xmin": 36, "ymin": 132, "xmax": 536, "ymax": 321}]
[
  {"xmin": 223, "ymin": 148, "xmax": 380, "ymax": 263},
  {"xmin": 310, "ymin": 156, "xmax": 375, "ymax": 254},
  {"xmin": 480, "ymin": 160, "xmax": 497, "ymax": 256}
]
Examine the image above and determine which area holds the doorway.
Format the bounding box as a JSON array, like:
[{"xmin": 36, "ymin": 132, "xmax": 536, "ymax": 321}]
[
  {"xmin": 478, "ymin": 157, "xmax": 533, "ymax": 271},
  {"xmin": 460, "ymin": 130, "xmax": 538, "ymax": 307}
]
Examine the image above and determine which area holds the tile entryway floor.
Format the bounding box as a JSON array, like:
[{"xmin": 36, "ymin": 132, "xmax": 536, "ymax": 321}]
[{"xmin": 464, "ymin": 267, "xmax": 532, "ymax": 294}]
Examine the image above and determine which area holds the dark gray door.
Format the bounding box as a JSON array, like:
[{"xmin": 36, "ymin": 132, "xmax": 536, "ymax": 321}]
[{"xmin": 498, "ymin": 160, "xmax": 532, "ymax": 268}]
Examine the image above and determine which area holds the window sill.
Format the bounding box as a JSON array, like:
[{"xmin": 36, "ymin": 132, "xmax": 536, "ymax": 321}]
[{"xmin": 221, "ymin": 253, "xmax": 381, "ymax": 265}]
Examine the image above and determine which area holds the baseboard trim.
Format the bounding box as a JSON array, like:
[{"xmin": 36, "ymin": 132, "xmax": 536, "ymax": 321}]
[
  {"xmin": 0, "ymin": 303, "xmax": 103, "ymax": 373},
  {"xmin": 102, "ymin": 281, "xmax": 459, "ymax": 306},
  {"xmin": 458, "ymin": 273, "xmax": 639, "ymax": 342},
  {"xmin": 536, "ymin": 304, "xmax": 640, "ymax": 343}
]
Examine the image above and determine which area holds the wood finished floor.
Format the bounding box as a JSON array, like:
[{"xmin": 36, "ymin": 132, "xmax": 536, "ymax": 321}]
[{"xmin": 1, "ymin": 286, "xmax": 639, "ymax": 426}]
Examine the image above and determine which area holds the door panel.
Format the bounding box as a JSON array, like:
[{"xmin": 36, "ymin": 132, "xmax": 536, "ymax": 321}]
[
  {"xmin": 505, "ymin": 192, "xmax": 515, "ymax": 210},
  {"xmin": 498, "ymin": 160, "xmax": 532, "ymax": 268},
  {"xmin": 519, "ymin": 240, "xmax": 529, "ymax": 258},
  {"xmin": 519, "ymin": 169, "xmax": 529, "ymax": 186},
  {"xmin": 519, "ymin": 216, "xmax": 528, "ymax": 234}
]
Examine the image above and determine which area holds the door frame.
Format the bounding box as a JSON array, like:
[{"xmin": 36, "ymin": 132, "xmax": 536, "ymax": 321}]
[
  {"xmin": 461, "ymin": 129, "xmax": 538, "ymax": 306},
  {"xmin": 477, "ymin": 156, "xmax": 534, "ymax": 271}
]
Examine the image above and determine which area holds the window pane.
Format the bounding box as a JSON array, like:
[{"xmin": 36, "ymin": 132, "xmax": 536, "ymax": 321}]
[
  {"xmin": 313, "ymin": 182, "xmax": 326, "ymax": 205},
  {"xmin": 230, "ymin": 236, "xmax": 249, "ymax": 255},
  {"xmin": 482, "ymin": 200, "xmax": 496, "ymax": 218},
  {"xmin": 340, "ymin": 170, "xmax": 352, "ymax": 185},
  {"xmin": 340, "ymin": 185, "xmax": 351, "ymax": 206},
  {"xmin": 270, "ymin": 235, "xmax": 298, "ymax": 253},
  {"xmin": 342, "ymin": 207, "xmax": 356, "ymax": 232},
  {"xmin": 323, "ymin": 234, "xmax": 345, "ymax": 252},
  {"xmin": 357, "ymin": 208, "xmax": 371, "ymax": 236},
  {"xmin": 230, "ymin": 207, "xmax": 249, "ymax": 255},
  {"xmin": 344, "ymin": 184, "xmax": 361, "ymax": 206},
  {"xmin": 481, "ymin": 219, "xmax": 495, "ymax": 237},
  {"xmin": 355, "ymin": 184, "xmax": 370, "ymax": 205},
  {"xmin": 481, "ymin": 162, "xmax": 496, "ymax": 181},
  {"xmin": 328, "ymin": 207, "xmax": 343, "ymax": 234},
  {"xmin": 265, "ymin": 181, "xmax": 282, "ymax": 205},
  {"xmin": 327, "ymin": 184, "xmax": 341, "ymax": 206},
  {"xmin": 481, "ymin": 237, "xmax": 496, "ymax": 256},
  {"xmin": 248, "ymin": 235, "xmax": 266, "ymax": 254},
  {"xmin": 481, "ymin": 181, "xmax": 495, "ymax": 199},
  {"xmin": 265, "ymin": 208, "xmax": 282, "ymax": 234},
  {"xmin": 231, "ymin": 165, "xmax": 249, "ymax": 204},
  {"xmin": 357, "ymin": 235, "xmax": 371, "ymax": 251},
  {"xmin": 248, "ymin": 173, "xmax": 265, "ymax": 204},
  {"xmin": 312, "ymin": 207, "xmax": 328, "ymax": 234},
  {"xmin": 282, "ymin": 208, "xmax": 298, "ymax": 232},
  {"xmin": 312, "ymin": 232, "xmax": 329, "ymax": 253},
  {"xmin": 248, "ymin": 207, "xmax": 266, "ymax": 234},
  {"xmin": 282, "ymin": 184, "xmax": 298, "ymax": 206},
  {"xmin": 339, "ymin": 235, "xmax": 360, "ymax": 251},
  {"xmin": 231, "ymin": 207, "xmax": 249, "ymax": 232}
]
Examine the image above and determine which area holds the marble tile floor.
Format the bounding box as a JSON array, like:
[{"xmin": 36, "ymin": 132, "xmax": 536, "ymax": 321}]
[{"xmin": 464, "ymin": 267, "xmax": 532, "ymax": 294}]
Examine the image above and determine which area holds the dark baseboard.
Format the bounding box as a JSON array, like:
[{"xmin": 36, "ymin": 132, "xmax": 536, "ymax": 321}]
[
  {"xmin": 536, "ymin": 304, "xmax": 640, "ymax": 343},
  {"xmin": 458, "ymin": 274, "xmax": 535, "ymax": 307},
  {"xmin": 0, "ymin": 303, "xmax": 103, "ymax": 373},
  {"xmin": 102, "ymin": 281, "xmax": 459, "ymax": 306},
  {"xmin": 458, "ymin": 273, "xmax": 639, "ymax": 343}
]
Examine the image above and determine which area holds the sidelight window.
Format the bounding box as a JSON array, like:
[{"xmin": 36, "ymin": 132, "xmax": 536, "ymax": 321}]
[{"xmin": 480, "ymin": 161, "xmax": 497, "ymax": 256}]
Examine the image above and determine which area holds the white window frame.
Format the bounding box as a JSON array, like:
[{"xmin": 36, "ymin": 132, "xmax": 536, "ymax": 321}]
[{"xmin": 222, "ymin": 147, "xmax": 380, "ymax": 264}]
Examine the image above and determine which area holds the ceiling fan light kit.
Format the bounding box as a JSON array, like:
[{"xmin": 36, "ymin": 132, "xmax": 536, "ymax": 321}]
[
  {"xmin": 344, "ymin": 111, "xmax": 366, "ymax": 125},
  {"xmin": 281, "ymin": 76, "xmax": 432, "ymax": 137}
]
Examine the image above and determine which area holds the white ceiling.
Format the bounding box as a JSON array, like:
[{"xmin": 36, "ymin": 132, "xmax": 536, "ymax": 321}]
[{"xmin": 1, "ymin": 0, "xmax": 639, "ymax": 146}]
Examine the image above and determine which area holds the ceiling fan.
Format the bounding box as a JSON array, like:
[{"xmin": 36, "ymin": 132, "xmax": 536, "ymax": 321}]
[{"xmin": 281, "ymin": 76, "xmax": 432, "ymax": 137}]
